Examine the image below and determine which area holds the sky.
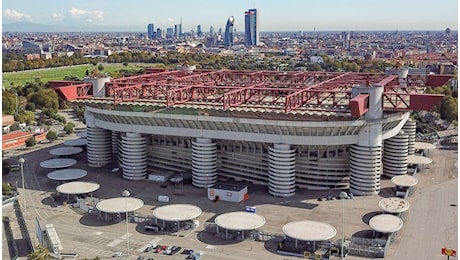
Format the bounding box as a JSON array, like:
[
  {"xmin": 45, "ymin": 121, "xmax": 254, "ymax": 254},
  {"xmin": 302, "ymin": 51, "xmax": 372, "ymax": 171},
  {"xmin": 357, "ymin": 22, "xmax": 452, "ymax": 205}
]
[{"xmin": 1, "ymin": 0, "xmax": 458, "ymax": 32}]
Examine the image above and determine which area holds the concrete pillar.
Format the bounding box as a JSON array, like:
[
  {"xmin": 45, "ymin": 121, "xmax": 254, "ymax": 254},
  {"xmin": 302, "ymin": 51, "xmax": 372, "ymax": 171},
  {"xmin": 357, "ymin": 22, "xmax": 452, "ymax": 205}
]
[
  {"xmin": 192, "ymin": 138, "xmax": 217, "ymax": 188},
  {"xmin": 383, "ymin": 131, "xmax": 409, "ymax": 177},
  {"xmin": 268, "ymin": 143, "xmax": 296, "ymax": 197},
  {"xmin": 121, "ymin": 132, "xmax": 147, "ymax": 180},
  {"xmin": 403, "ymin": 119, "xmax": 416, "ymax": 155},
  {"xmin": 86, "ymin": 126, "xmax": 112, "ymax": 167}
]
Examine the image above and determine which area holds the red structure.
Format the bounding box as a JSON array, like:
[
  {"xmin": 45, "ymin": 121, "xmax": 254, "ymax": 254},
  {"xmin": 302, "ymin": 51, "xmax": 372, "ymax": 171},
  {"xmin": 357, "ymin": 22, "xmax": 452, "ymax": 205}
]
[
  {"xmin": 2, "ymin": 131, "xmax": 47, "ymax": 150},
  {"xmin": 55, "ymin": 69, "xmax": 447, "ymax": 116}
]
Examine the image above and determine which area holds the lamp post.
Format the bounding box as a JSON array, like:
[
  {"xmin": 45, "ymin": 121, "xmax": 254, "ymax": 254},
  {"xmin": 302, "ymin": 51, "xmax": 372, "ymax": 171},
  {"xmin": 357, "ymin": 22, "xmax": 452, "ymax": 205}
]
[
  {"xmin": 339, "ymin": 191, "xmax": 348, "ymax": 259},
  {"xmin": 121, "ymin": 190, "xmax": 130, "ymax": 258},
  {"xmin": 15, "ymin": 93, "xmax": 18, "ymax": 115},
  {"xmin": 18, "ymin": 158, "xmax": 26, "ymax": 211}
]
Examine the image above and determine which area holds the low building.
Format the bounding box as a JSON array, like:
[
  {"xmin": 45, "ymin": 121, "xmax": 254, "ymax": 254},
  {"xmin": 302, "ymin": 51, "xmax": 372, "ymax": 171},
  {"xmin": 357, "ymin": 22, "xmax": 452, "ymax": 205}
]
[{"xmin": 208, "ymin": 183, "xmax": 248, "ymax": 202}]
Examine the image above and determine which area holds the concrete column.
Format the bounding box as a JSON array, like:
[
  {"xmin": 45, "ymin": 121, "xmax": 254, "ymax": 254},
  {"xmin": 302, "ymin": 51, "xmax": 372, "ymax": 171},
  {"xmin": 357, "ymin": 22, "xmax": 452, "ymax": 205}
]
[
  {"xmin": 403, "ymin": 119, "xmax": 416, "ymax": 155},
  {"xmin": 268, "ymin": 143, "xmax": 296, "ymax": 197},
  {"xmin": 383, "ymin": 131, "xmax": 409, "ymax": 177},
  {"xmin": 192, "ymin": 138, "xmax": 217, "ymax": 188},
  {"xmin": 121, "ymin": 132, "xmax": 147, "ymax": 180},
  {"xmin": 86, "ymin": 126, "xmax": 112, "ymax": 167}
]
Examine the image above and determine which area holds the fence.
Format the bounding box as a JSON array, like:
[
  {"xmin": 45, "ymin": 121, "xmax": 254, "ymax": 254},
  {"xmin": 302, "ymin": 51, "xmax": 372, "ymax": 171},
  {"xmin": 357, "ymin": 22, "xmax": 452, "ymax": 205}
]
[{"xmin": 349, "ymin": 236, "xmax": 390, "ymax": 258}]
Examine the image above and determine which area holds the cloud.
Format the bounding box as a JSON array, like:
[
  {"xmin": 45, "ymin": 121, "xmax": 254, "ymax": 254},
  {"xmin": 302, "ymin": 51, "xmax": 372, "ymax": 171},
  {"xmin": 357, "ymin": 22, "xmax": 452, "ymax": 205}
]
[
  {"xmin": 51, "ymin": 13, "xmax": 64, "ymax": 21},
  {"xmin": 69, "ymin": 7, "xmax": 104, "ymax": 23},
  {"xmin": 3, "ymin": 8, "xmax": 32, "ymax": 21}
]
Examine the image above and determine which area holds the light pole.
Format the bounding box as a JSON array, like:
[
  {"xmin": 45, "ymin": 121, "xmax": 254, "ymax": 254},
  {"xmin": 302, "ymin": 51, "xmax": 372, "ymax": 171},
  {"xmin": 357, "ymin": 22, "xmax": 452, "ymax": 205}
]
[
  {"xmin": 339, "ymin": 191, "xmax": 348, "ymax": 259},
  {"xmin": 18, "ymin": 158, "xmax": 26, "ymax": 211},
  {"xmin": 15, "ymin": 93, "xmax": 18, "ymax": 115},
  {"xmin": 121, "ymin": 190, "xmax": 130, "ymax": 258}
]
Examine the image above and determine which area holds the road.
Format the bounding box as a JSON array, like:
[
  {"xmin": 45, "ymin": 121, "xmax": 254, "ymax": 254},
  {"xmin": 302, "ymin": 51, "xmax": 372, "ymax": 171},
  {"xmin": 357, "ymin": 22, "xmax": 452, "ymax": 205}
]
[{"xmin": 388, "ymin": 147, "xmax": 458, "ymax": 260}]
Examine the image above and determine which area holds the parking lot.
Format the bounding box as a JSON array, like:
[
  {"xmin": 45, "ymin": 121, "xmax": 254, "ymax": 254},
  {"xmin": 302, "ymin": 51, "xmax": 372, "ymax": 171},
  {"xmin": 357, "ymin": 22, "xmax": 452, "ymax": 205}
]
[{"xmin": 2, "ymin": 134, "xmax": 457, "ymax": 259}]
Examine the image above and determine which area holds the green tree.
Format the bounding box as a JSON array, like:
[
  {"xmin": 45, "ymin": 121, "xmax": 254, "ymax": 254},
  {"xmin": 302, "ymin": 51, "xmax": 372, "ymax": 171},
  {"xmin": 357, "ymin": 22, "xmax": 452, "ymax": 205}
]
[
  {"xmin": 2, "ymin": 183, "xmax": 12, "ymax": 195},
  {"xmin": 2, "ymin": 92, "xmax": 16, "ymax": 115},
  {"xmin": 27, "ymin": 244, "xmax": 51, "ymax": 260},
  {"xmin": 63, "ymin": 123, "xmax": 75, "ymax": 134},
  {"xmin": 16, "ymin": 110, "xmax": 35, "ymax": 125},
  {"xmin": 46, "ymin": 130, "xmax": 58, "ymax": 143},
  {"xmin": 25, "ymin": 102, "xmax": 36, "ymax": 112},
  {"xmin": 25, "ymin": 136, "xmax": 37, "ymax": 147},
  {"xmin": 440, "ymin": 96, "xmax": 458, "ymax": 121},
  {"xmin": 29, "ymin": 89, "xmax": 59, "ymax": 112}
]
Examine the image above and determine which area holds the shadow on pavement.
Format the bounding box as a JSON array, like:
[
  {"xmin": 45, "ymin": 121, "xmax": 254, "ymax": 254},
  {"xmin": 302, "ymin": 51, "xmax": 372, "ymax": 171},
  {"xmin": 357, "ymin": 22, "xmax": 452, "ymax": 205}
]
[
  {"xmin": 362, "ymin": 211, "xmax": 382, "ymax": 225},
  {"xmin": 378, "ymin": 187, "xmax": 395, "ymax": 198},
  {"xmin": 79, "ymin": 214, "xmax": 118, "ymax": 227},
  {"xmin": 196, "ymin": 231, "xmax": 243, "ymax": 245},
  {"xmin": 263, "ymin": 236, "xmax": 284, "ymax": 254}
]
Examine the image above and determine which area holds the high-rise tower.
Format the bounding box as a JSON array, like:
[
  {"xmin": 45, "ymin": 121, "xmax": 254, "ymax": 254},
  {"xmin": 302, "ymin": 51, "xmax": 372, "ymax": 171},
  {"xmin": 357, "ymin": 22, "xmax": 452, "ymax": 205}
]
[
  {"xmin": 197, "ymin": 25, "xmax": 203, "ymax": 37},
  {"xmin": 147, "ymin": 24, "xmax": 155, "ymax": 39},
  {"xmin": 244, "ymin": 9, "xmax": 259, "ymax": 46},
  {"xmin": 224, "ymin": 16, "xmax": 235, "ymax": 47}
]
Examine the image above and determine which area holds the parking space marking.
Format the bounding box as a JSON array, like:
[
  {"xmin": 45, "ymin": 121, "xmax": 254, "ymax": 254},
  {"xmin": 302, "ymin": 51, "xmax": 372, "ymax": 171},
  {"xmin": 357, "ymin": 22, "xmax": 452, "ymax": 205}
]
[{"xmin": 106, "ymin": 239, "xmax": 123, "ymax": 247}]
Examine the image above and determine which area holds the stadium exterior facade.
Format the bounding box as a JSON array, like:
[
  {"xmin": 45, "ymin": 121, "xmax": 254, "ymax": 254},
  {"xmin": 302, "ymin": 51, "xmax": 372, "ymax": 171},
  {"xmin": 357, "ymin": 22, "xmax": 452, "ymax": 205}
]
[{"xmin": 57, "ymin": 68, "xmax": 445, "ymax": 197}]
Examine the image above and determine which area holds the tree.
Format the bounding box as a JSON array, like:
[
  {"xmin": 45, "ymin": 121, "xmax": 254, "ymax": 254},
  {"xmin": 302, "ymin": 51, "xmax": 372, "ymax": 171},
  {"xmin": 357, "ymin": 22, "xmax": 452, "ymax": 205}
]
[
  {"xmin": 25, "ymin": 102, "xmax": 36, "ymax": 112},
  {"xmin": 25, "ymin": 136, "xmax": 37, "ymax": 147},
  {"xmin": 29, "ymin": 89, "xmax": 59, "ymax": 112},
  {"xmin": 16, "ymin": 110, "xmax": 35, "ymax": 125},
  {"xmin": 63, "ymin": 122, "xmax": 75, "ymax": 134},
  {"xmin": 2, "ymin": 92, "xmax": 16, "ymax": 115},
  {"xmin": 440, "ymin": 96, "xmax": 458, "ymax": 121},
  {"xmin": 27, "ymin": 244, "xmax": 51, "ymax": 260},
  {"xmin": 2, "ymin": 183, "xmax": 12, "ymax": 195},
  {"xmin": 2, "ymin": 160, "xmax": 11, "ymax": 176},
  {"xmin": 46, "ymin": 130, "xmax": 58, "ymax": 143}
]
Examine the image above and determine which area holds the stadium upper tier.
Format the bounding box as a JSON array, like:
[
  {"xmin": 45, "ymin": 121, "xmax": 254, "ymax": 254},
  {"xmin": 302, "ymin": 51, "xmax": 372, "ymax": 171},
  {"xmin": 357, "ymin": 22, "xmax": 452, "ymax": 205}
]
[{"xmin": 55, "ymin": 68, "xmax": 444, "ymax": 118}]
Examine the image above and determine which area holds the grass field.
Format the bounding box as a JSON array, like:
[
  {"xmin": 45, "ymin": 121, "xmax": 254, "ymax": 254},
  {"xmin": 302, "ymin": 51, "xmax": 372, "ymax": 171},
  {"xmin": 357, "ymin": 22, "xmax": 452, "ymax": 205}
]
[{"xmin": 2, "ymin": 63, "xmax": 160, "ymax": 88}]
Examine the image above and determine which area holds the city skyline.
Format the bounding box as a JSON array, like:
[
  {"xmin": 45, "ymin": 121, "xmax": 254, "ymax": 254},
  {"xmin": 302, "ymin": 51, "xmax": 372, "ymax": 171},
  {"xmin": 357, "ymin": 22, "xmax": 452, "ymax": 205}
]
[{"xmin": 2, "ymin": 0, "xmax": 458, "ymax": 32}]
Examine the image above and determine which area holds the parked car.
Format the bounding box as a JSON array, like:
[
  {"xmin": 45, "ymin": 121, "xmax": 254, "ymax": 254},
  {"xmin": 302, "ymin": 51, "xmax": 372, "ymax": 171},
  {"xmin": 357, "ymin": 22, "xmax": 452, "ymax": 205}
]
[
  {"xmin": 181, "ymin": 249, "xmax": 194, "ymax": 255},
  {"xmin": 145, "ymin": 223, "xmax": 160, "ymax": 232},
  {"xmin": 164, "ymin": 246, "xmax": 174, "ymax": 255},
  {"xmin": 186, "ymin": 251, "xmax": 203, "ymax": 260},
  {"xmin": 112, "ymin": 252, "xmax": 122, "ymax": 257},
  {"xmin": 155, "ymin": 245, "xmax": 167, "ymax": 253},
  {"xmin": 171, "ymin": 246, "xmax": 181, "ymax": 255}
]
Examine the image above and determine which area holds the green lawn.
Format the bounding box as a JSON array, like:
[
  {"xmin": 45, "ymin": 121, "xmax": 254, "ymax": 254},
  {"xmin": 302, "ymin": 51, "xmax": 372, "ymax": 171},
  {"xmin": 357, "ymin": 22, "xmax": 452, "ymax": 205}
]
[{"xmin": 2, "ymin": 63, "xmax": 160, "ymax": 88}]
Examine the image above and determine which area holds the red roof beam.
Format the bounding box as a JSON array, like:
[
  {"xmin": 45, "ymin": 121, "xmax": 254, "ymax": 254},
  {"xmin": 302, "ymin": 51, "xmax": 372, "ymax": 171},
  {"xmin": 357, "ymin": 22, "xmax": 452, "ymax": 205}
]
[
  {"xmin": 375, "ymin": 75, "xmax": 399, "ymax": 87},
  {"xmin": 222, "ymin": 83, "xmax": 274, "ymax": 109},
  {"xmin": 285, "ymin": 73, "xmax": 352, "ymax": 112}
]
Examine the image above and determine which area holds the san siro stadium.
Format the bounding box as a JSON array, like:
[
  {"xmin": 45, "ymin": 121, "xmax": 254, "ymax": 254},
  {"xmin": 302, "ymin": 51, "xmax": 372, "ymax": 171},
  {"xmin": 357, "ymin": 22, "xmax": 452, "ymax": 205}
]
[{"xmin": 53, "ymin": 66, "xmax": 448, "ymax": 197}]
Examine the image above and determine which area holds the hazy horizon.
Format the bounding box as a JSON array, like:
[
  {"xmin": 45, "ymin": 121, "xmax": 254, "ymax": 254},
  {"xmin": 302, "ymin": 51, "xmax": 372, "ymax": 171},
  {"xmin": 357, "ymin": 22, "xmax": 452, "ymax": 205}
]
[{"xmin": 2, "ymin": 0, "xmax": 457, "ymax": 33}]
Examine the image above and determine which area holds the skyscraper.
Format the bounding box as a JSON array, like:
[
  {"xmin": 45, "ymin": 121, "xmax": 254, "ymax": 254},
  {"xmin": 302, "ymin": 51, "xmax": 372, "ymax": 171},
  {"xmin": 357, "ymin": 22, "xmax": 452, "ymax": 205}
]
[
  {"xmin": 147, "ymin": 24, "xmax": 155, "ymax": 39},
  {"xmin": 174, "ymin": 24, "xmax": 181, "ymax": 38},
  {"xmin": 224, "ymin": 16, "xmax": 235, "ymax": 47},
  {"xmin": 244, "ymin": 9, "xmax": 259, "ymax": 46},
  {"xmin": 197, "ymin": 25, "xmax": 203, "ymax": 37}
]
